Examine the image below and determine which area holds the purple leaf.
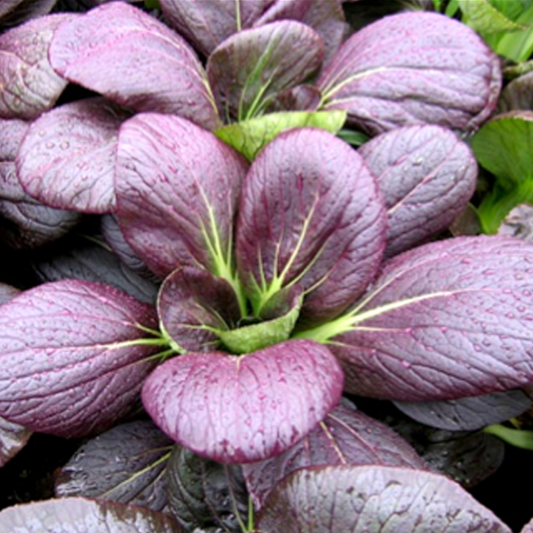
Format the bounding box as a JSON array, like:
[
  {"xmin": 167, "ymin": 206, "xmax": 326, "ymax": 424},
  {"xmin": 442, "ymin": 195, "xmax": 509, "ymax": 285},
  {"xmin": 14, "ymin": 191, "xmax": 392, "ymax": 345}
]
[
  {"xmin": 101, "ymin": 214, "xmax": 157, "ymax": 280},
  {"xmin": 0, "ymin": 14, "xmax": 72, "ymax": 120},
  {"xmin": 49, "ymin": 2, "xmax": 221, "ymax": 130},
  {"xmin": 159, "ymin": 0, "xmax": 273, "ymax": 57},
  {"xmin": 32, "ymin": 235, "xmax": 158, "ymax": 304},
  {"xmin": 165, "ymin": 445, "xmax": 248, "ymax": 532},
  {"xmin": 325, "ymin": 236, "xmax": 533, "ymax": 401},
  {"xmin": 142, "ymin": 339, "xmax": 344, "ymax": 463},
  {"xmin": 207, "ymin": 20, "xmax": 324, "ymax": 121},
  {"xmin": 358, "ymin": 125, "xmax": 477, "ymax": 257},
  {"xmin": 158, "ymin": 267, "xmax": 241, "ymax": 353},
  {"xmin": 56, "ymin": 420, "xmax": 173, "ymax": 512},
  {"xmin": 395, "ymin": 389, "xmax": 532, "ymax": 431},
  {"xmin": 498, "ymin": 204, "xmax": 533, "ymax": 241},
  {"xmin": 256, "ymin": 0, "xmax": 348, "ymax": 64},
  {"xmin": 522, "ymin": 520, "xmax": 533, "ymax": 533},
  {"xmin": 257, "ymin": 465, "xmax": 512, "ymax": 533},
  {"xmin": 0, "ymin": 280, "xmax": 160, "ymax": 437},
  {"xmin": 497, "ymin": 71, "xmax": 533, "ymax": 114},
  {"xmin": 236, "ymin": 128, "xmax": 386, "ymax": 323},
  {"xmin": 317, "ymin": 12, "xmax": 501, "ymax": 135},
  {"xmin": 0, "ymin": 118, "xmax": 82, "ymax": 249},
  {"xmin": 243, "ymin": 401, "xmax": 426, "ymax": 509},
  {"xmin": 115, "ymin": 113, "xmax": 247, "ymax": 279},
  {"xmin": 0, "ymin": 497, "xmax": 184, "ymax": 532},
  {"xmin": 0, "ymin": 0, "xmax": 56, "ymax": 28},
  {"xmin": 0, "ymin": 415, "xmax": 31, "ymax": 468},
  {"xmin": 388, "ymin": 415, "xmax": 505, "ymax": 488},
  {"xmin": 16, "ymin": 98, "xmax": 130, "ymax": 214}
]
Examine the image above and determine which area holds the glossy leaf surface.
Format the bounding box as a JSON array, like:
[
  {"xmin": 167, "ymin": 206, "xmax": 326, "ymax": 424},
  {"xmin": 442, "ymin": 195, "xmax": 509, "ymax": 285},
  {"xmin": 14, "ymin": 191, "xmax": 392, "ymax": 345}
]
[
  {"xmin": 207, "ymin": 20, "xmax": 323, "ymax": 121},
  {"xmin": 318, "ymin": 12, "xmax": 501, "ymax": 134},
  {"xmin": 0, "ymin": 497, "xmax": 184, "ymax": 532},
  {"xmin": 257, "ymin": 465, "xmax": 512, "ymax": 533},
  {"xmin": 0, "ymin": 14, "xmax": 71, "ymax": 120},
  {"xmin": 358, "ymin": 125, "xmax": 477, "ymax": 257},
  {"xmin": 236, "ymin": 128, "xmax": 386, "ymax": 323},
  {"xmin": 142, "ymin": 339, "xmax": 344, "ymax": 463},
  {"xmin": 318, "ymin": 236, "xmax": 533, "ymax": 401},
  {"xmin": 49, "ymin": 2, "xmax": 220, "ymax": 130},
  {"xmin": 395, "ymin": 389, "xmax": 532, "ymax": 431},
  {"xmin": 158, "ymin": 266, "xmax": 241, "ymax": 353},
  {"xmin": 0, "ymin": 117, "xmax": 81, "ymax": 248},
  {"xmin": 115, "ymin": 113, "xmax": 247, "ymax": 279},
  {"xmin": 165, "ymin": 445, "xmax": 248, "ymax": 532},
  {"xmin": 56, "ymin": 420, "xmax": 173, "ymax": 511},
  {"xmin": 0, "ymin": 280, "xmax": 160, "ymax": 436},
  {"xmin": 497, "ymin": 71, "xmax": 533, "ymax": 113},
  {"xmin": 243, "ymin": 401, "xmax": 426, "ymax": 509},
  {"xmin": 16, "ymin": 99, "xmax": 129, "ymax": 213}
]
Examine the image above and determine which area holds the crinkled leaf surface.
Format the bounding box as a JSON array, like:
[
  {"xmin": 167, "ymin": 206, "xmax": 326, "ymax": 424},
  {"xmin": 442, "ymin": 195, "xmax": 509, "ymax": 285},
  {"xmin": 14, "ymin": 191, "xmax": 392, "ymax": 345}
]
[
  {"xmin": 207, "ymin": 20, "xmax": 324, "ymax": 121},
  {"xmin": 256, "ymin": 0, "xmax": 347, "ymax": 64},
  {"xmin": 317, "ymin": 12, "xmax": 501, "ymax": 135},
  {"xmin": 49, "ymin": 2, "xmax": 220, "ymax": 130},
  {"xmin": 214, "ymin": 110, "xmax": 346, "ymax": 161},
  {"xmin": 159, "ymin": 0, "xmax": 273, "ymax": 57},
  {"xmin": 395, "ymin": 389, "xmax": 532, "ymax": 431},
  {"xmin": 0, "ymin": 14, "xmax": 72, "ymax": 120},
  {"xmin": 312, "ymin": 236, "xmax": 533, "ymax": 401},
  {"xmin": 165, "ymin": 445, "xmax": 248, "ymax": 532},
  {"xmin": 32, "ymin": 235, "xmax": 158, "ymax": 304},
  {"xmin": 388, "ymin": 415, "xmax": 505, "ymax": 488},
  {"xmin": 0, "ymin": 118, "xmax": 81, "ymax": 249},
  {"xmin": 471, "ymin": 111, "xmax": 533, "ymax": 190},
  {"xmin": 56, "ymin": 420, "xmax": 173, "ymax": 512},
  {"xmin": 115, "ymin": 113, "xmax": 247, "ymax": 279},
  {"xmin": 358, "ymin": 125, "xmax": 477, "ymax": 257},
  {"xmin": 142, "ymin": 339, "xmax": 344, "ymax": 463},
  {"xmin": 236, "ymin": 128, "xmax": 386, "ymax": 323},
  {"xmin": 158, "ymin": 266, "xmax": 241, "ymax": 353},
  {"xmin": 0, "ymin": 497, "xmax": 184, "ymax": 533},
  {"xmin": 257, "ymin": 465, "xmax": 512, "ymax": 533},
  {"xmin": 16, "ymin": 98, "xmax": 130, "ymax": 214},
  {"xmin": 0, "ymin": 280, "xmax": 160, "ymax": 437},
  {"xmin": 497, "ymin": 71, "xmax": 533, "ymax": 113},
  {"xmin": 243, "ymin": 401, "xmax": 426, "ymax": 509}
]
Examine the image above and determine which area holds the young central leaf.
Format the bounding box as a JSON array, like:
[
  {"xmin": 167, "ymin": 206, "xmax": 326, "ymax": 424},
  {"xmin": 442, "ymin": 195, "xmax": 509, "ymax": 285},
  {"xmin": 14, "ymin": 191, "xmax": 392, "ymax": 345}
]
[
  {"xmin": 207, "ymin": 20, "xmax": 324, "ymax": 122},
  {"xmin": 235, "ymin": 127, "xmax": 386, "ymax": 323},
  {"xmin": 115, "ymin": 113, "xmax": 248, "ymax": 314}
]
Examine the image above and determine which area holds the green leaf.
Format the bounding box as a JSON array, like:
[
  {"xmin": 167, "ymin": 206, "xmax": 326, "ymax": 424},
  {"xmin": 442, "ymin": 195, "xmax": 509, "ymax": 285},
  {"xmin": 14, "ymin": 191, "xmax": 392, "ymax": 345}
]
[
  {"xmin": 476, "ymin": 183, "xmax": 533, "ymax": 234},
  {"xmin": 144, "ymin": 0, "xmax": 160, "ymax": 8},
  {"xmin": 214, "ymin": 110, "xmax": 347, "ymax": 161},
  {"xmin": 336, "ymin": 129, "xmax": 369, "ymax": 147},
  {"xmin": 484, "ymin": 424, "xmax": 533, "ymax": 450},
  {"xmin": 445, "ymin": 0, "xmax": 460, "ymax": 17},
  {"xmin": 432, "ymin": 0, "xmax": 444, "ymax": 12},
  {"xmin": 459, "ymin": 0, "xmax": 528, "ymax": 34},
  {"xmin": 471, "ymin": 112, "xmax": 533, "ymax": 190},
  {"xmin": 217, "ymin": 292, "xmax": 303, "ymax": 354},
  {"xmin": 489, "ymin": 3, "xmax": 533, "ymax": 62}
]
